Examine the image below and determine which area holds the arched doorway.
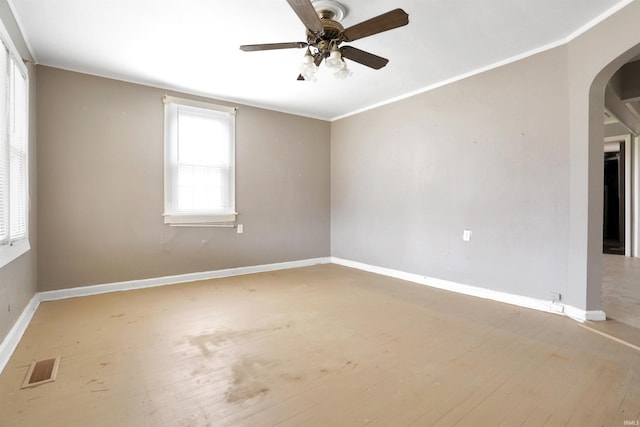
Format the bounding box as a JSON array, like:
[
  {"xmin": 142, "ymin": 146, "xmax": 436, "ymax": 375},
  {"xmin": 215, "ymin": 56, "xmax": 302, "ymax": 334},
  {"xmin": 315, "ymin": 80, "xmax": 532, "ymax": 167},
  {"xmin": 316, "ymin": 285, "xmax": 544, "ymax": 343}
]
[
  {"xmin": 564, "ymin": 1, "xmax": 640, "ymax": 321},
  {"xmin": 598, "ymin": 57, "xmax": 640, "ymax": 328},
  {"xmin": 581, "ymin": 20, "xmax": 640, "ymax": 320}
]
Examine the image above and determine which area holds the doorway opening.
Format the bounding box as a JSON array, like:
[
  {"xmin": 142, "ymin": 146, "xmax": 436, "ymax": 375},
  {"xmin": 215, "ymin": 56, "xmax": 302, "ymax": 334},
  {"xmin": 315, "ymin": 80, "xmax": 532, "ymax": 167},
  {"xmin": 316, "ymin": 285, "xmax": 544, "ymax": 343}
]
[
  {"xmin": 598, "ymin": 60, "xmax": 640, "ymax": 331},
  {"xmin": 603, "ymin": 141, "xmax": 625, "ymax": 255}
]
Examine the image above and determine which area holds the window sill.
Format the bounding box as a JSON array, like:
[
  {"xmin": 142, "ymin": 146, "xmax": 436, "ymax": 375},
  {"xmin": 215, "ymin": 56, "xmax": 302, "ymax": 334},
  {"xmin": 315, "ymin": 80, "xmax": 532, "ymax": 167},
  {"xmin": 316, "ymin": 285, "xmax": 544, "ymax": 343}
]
[
  {"xmin": 163, "ymin": 213, "xmax": 237, "ymax": 227},
  {"xmin": 0, "ymin": 239, "xmax": 30, "ymax": 269}
]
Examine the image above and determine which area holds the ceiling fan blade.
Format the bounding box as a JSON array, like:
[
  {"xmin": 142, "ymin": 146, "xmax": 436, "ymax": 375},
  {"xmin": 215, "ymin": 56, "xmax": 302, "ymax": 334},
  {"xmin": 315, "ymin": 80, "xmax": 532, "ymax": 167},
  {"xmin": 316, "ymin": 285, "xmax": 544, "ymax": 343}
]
[
  {"xmin": 240, "ymin": 42, "xmax": 308, "ymax": 52},
  {"xmin": 286, "ymin": 0, "xmax": 324, "ymax": 33},
  {"xmin": 342, "ymin": 9, "xmax": 409, "ymax": 42},
  {"xmin": 340, "ymin": 46, "xmax": 389, "ymax": 69}
]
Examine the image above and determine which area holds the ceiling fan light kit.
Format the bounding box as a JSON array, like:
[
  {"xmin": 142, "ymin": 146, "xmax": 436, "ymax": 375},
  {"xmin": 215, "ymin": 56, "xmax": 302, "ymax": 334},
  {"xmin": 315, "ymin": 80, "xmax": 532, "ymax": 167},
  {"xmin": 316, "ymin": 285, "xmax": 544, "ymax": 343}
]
[{"xmin": 240, "ymin": 0, "xmax": 409, "ymax": 81}]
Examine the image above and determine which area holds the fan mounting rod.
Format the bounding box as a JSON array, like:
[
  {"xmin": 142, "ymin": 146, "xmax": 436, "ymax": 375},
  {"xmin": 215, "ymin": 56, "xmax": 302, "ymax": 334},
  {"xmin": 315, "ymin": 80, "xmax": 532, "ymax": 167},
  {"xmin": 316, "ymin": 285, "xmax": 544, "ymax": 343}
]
[{"xmin": 312, "ymin": 0, "xmax": 347, "ymax": 21}]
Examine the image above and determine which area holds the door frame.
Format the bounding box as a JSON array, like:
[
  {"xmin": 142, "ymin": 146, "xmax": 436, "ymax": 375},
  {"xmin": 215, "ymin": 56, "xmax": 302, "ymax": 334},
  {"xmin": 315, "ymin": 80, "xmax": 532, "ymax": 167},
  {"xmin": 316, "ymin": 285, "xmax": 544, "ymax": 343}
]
[{"xmin": 604, "ymin": 134, "xmax": 633, "ymax": 256}]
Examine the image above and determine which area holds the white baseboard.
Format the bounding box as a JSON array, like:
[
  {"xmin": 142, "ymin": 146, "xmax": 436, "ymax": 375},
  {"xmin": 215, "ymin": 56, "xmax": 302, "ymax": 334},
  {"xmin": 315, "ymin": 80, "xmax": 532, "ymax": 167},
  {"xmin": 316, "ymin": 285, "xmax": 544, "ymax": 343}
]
[
  {"xmin": 39, "ymin": 257, "xmax": 331, "ymax": 302},
  {"xmin": 564, "ymin": 305, "xmax": 607, "ymax": 322},
  {"xmin": 330, "ymin": 257, "xmax": 603, "ymax": 323},
  {"xmin": 0, "ymin": 294, "xmax": 40, "ymax": 374},
  {"xmin": 0, "ymin": 257, "xmax": 331, "ymax": 374}
]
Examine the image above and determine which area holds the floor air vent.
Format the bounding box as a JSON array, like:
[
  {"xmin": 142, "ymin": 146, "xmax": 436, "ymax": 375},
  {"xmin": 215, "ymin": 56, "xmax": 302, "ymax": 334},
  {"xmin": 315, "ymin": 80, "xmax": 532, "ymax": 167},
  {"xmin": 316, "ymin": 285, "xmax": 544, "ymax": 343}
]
[{"xmin": 21, "ymin": 356, "xmax": 61, "ymax": 389}]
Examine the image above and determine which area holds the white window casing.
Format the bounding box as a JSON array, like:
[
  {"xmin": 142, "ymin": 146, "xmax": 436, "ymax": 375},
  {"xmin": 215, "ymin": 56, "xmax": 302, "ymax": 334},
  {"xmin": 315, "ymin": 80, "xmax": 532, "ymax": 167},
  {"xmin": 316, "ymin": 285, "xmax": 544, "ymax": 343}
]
[
  {"xmin": 163, "ymin": 95, "xmax": 237, "ymax": 226},
  {"xmin": 0, "ymin": 17, "xmax": 29, "ymax": 269}
]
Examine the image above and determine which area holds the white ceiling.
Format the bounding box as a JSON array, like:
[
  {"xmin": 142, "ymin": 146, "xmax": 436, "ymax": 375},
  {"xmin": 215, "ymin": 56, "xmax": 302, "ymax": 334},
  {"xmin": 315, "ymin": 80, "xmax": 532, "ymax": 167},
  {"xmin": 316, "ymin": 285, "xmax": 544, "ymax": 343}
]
[{"xmin": 9, "ymin": 0, "xmax": 631, "ymax": 120}]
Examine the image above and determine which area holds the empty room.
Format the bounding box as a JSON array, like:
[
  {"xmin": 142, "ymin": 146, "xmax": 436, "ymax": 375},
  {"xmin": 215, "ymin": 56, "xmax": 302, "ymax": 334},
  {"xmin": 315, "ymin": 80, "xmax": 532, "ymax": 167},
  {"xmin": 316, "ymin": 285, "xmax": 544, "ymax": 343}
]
[{"xmin": 1, "ymin": 0, "xmax": 640, "ymax": 425}]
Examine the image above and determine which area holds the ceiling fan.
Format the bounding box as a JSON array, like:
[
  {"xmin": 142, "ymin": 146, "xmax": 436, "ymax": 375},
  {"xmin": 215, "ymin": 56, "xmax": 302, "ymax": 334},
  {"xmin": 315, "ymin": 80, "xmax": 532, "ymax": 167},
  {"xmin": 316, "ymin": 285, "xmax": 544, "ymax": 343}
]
[{"xmin": 240, "ymin": 0, "xmax": 409, "ymax": 81}]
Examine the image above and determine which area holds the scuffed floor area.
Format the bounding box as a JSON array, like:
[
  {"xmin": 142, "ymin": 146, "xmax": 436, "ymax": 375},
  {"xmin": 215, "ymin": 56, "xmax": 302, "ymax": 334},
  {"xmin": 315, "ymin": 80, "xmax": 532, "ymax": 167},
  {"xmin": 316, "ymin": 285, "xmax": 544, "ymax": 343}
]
[{"xmin": 1, "ymin": 264, "xmax": 639, "ymax": 426}]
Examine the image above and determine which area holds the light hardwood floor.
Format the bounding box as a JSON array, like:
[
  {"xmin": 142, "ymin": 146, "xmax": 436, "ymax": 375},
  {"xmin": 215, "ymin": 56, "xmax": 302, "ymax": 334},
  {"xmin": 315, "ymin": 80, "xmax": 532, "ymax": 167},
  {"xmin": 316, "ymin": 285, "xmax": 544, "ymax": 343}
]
[
  {"xmin": 603, "ymin": 254, "xmax": 640, "ymax": 329},
  {"xmin": 1, "ymin": 264, "xmax": 639, "ymax": 426}
]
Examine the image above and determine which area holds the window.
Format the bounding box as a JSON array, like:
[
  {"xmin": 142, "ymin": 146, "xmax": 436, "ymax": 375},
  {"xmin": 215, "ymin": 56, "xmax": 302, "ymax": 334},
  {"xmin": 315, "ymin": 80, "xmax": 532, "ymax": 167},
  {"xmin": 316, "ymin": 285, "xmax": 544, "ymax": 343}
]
[
  {"xmin": 163, "ymin": 95, "xmax": 237, "ymax": 225},
  {"xmin": 0, "ymin": 29, "xmax": 29, "ymax": 268}
]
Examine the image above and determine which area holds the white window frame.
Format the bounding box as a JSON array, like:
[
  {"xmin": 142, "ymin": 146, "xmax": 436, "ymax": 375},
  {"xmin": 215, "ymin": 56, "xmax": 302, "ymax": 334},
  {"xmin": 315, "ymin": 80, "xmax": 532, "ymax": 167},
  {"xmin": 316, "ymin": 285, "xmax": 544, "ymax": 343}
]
[
  {"xmin": 163, "ymin": 95, "xmax": 237, "ymax": 226},
  {"xmin": 0, "ymin": 18, "xmax": 29, "ymax": 269}
]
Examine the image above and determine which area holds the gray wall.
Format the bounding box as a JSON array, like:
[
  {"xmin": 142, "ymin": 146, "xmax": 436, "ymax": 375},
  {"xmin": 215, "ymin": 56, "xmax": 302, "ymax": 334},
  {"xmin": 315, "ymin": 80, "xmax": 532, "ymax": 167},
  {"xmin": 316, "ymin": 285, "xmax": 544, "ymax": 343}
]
[
  {"xmin": 331, "ymin": 0, "xmax": 640, "ymax": 312},
  {"xmin": 332, "ymin": 47, "xmax": 571, "ymax": 301},
  {"xmin": 37, "ymin": 67, "xmax": 330, "ymax": 291},
  {"xmin": 0, "ymin": 2, "xmax": 37, "ymax": 343}
]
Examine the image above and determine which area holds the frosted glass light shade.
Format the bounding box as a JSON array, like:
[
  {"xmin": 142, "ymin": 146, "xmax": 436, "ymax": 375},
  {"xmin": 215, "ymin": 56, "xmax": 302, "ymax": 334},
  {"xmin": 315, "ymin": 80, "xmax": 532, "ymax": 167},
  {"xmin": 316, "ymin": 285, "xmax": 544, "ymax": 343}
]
[
  {"xmin": 334, "ymin": 63, "xmax": 352, "ymax": 79},
  {"xmin": 325, "ymin": 50, "xmax": 343, "ymax": 69},
  {"xmin": 300, "ymin": 51, "xmax": 318, "ymax": 81}
]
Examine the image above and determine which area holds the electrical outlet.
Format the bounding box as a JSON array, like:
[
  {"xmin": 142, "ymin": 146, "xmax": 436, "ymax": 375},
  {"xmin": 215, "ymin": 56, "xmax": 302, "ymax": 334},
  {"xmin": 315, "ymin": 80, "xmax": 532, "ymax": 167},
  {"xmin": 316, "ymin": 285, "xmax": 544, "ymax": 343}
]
[
  {"xmin": 237, "ymin": 224, "xmax": 244, "ymax": 234},
  {"xmin": 550, "ymin": 302, "xmax": 564, "ymax": 313},
  {"xmin": 463, "ymin": 229, "xmax": 472, "ymax": 242},
  {"xmin": 550, "ymin": 291, "xmax": 563, "ymax": 313}
]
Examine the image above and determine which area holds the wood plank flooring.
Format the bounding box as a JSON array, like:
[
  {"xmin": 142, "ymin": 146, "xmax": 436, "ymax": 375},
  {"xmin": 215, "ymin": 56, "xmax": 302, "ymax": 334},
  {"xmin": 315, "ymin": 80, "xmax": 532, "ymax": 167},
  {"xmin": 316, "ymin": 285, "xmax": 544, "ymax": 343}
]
[
  {"xmin": 0, "ymin": 264, "xmax": 639, "ymax": 426},
  {"xmin": 603, "ymin": 254, "xmax": 640, "ymax": 329}
]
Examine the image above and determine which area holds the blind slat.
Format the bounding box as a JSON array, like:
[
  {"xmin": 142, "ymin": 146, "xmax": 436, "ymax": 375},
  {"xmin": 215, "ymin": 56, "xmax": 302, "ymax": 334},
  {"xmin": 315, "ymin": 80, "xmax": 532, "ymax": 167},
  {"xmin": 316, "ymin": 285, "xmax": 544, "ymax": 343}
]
[
  {"xmin": 0, "ymin": 43, "xmax": 9, "ymax": 242},
  {"xmin": 9, "ymin": 57, "xmax": 27, "ymax": 239},
  {"xmin": 0, "ymin": 40, "xmax": 28, "ymax": 245}
]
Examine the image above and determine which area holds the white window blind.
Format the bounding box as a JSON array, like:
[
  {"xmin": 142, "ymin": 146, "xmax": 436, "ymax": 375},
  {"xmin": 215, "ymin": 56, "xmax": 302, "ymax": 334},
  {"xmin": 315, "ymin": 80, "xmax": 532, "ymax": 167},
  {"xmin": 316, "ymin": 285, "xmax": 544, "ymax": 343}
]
[
  {"xmin": 163, "ymin": 95, "xmax": 237, "ymax": 225},
  {"xmin": 0, "ymin": 44, "xmax": 8, "ymax": 242},
  {"xmin": 0, "ymin": 40, "xmax": 28, "ymax": 247}
]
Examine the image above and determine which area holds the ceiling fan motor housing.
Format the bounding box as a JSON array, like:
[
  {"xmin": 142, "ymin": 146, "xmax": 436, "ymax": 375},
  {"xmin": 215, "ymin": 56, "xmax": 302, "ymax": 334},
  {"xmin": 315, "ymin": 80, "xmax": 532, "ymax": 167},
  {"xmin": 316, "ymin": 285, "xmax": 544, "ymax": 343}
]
[{"xmin": 307, "ymin": 18, "xmax": 344, "ymax": 53}]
